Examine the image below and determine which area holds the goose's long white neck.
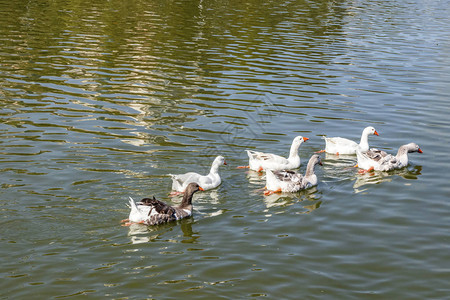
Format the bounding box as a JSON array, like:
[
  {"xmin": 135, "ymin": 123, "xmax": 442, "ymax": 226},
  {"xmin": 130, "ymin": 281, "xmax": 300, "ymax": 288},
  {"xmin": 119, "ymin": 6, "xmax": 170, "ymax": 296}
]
[
  {"xmin": 305, "ymin": 159, "xmax": 317, "ymax": 178},
  {"xmin": 208, "ymin": 161, "xmax": 221, "ymax": 176},
  {"xmin": 358, "ymin": 131, "xmax": 370, "ymax": 152},
  {"xmin": 288, "ymin": 142, "xmax": 300, "ymax": 160},
  {"xmin": 395, "ymin": 146, "xmax": 409, "ymax": 166}
]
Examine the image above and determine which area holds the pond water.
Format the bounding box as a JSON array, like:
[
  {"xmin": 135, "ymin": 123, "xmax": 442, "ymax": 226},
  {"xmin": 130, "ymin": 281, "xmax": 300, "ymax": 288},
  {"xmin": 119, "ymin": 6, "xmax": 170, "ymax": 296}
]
[{"xmin": 1, "ymin": 0, "xmax": 449, "ymax": 298}]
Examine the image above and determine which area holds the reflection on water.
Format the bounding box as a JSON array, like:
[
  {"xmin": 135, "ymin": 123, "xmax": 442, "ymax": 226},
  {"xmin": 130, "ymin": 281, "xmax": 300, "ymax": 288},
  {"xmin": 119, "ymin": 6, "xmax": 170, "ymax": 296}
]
[
  {"xmin": 262, "ymin": 186, "xmax": 321, "ymax": 214},
  {"xmin": 263, "ymin": 193, "xmax": 294, "ymax": 208},
  {"xmin": 245, "ymin": 170, "xmax": 265, "ymax": 187},
  {"xmin": 353, "ymin": 165, "xmax": 423, "ymax": 193},
  {"xmin": 127, "ymin": 218, "xmax": 198, "ymax": 245},
  {"xmin": 127, "ymin": 224, "xmax": 153, "ymax": 244},
  {"xmin": 401, "ymin": 165, "xmax": 422, "ymax": 180},
  {"xmin": 353, "ymin": 171, "xmax": 393, "ymax": 193},
  {"xmin": 179, "ymin": 219, "xmax": 201, "ymax": 244},
  {"xmin": 1, "ymin": 0, "xmax": 448, "ymax": 298}
]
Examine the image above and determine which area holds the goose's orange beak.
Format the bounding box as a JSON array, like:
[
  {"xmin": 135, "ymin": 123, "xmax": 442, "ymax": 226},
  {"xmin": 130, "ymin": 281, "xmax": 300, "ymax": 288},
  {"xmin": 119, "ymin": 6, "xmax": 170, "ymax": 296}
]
[
  {"xmin": 374, "ymin": 130, "xmax": 379, "ymax": 136},
  {"xmin": 418, "ymin": 148, "xmax": 423, "ymax": 153},
  {"xmin": 199, "ymin": 187, "xmax": 204, "ymax": 191},
  {"xmin": 223, "ymin": 161, "xmax": 227, "ymax": 165},
  {"xmin": 303, "ymin": 137, "xmax": 309, "ymax": 141}
]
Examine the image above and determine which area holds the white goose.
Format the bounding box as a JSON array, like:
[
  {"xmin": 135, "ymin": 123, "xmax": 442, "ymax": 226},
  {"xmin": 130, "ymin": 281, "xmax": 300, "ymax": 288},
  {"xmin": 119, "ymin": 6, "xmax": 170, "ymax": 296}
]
[
  {"xmin": 321, "ymin": 126, "xmax": 379, "ymax": 155},
  {"xmin": 245, "ymin": 136, "xmax": 309, "ymax": 172},
  {"xmin": 169, "ymin": 156, "xmax": 226, "ymax": 193},
  {"xmin": 265, "ymin": 154, "xmax": 322, "ymax": 195},
  {"xmin": 356, "ymin": 143, "xmax": 422, "ymax": 172},
  {"xmin": 122, "ymin": 182, "xmax": 203, "ymax": 226}
]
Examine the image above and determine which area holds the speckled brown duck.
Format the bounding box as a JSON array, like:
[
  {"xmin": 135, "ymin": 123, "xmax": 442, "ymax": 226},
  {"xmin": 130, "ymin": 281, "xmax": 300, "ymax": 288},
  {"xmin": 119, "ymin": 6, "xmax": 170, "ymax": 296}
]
[{"xmin": 122, "ymin": 182, "xmax": 203, "ymax": 226}]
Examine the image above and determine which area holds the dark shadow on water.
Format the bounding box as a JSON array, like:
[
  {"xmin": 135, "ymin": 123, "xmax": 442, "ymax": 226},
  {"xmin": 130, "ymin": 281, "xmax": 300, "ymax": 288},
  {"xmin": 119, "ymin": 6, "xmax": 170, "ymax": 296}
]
[{"xmin": 179, "ymin": 218, "xmax": 201, "ymax": 244}]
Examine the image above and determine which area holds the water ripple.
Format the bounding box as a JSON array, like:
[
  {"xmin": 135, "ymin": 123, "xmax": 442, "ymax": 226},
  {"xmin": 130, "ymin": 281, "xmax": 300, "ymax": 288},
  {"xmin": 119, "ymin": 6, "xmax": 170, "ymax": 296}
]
[{"xmin": 1, "ymin": 0, "xmax": 449, "ymax": 298}]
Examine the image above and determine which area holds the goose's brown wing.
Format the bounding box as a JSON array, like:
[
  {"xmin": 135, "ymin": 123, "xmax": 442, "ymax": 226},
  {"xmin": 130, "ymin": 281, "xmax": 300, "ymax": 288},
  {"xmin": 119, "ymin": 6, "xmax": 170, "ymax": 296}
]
[{"xmin": 141, "ymin": 197, "xmax": 176, "ymax": 215}]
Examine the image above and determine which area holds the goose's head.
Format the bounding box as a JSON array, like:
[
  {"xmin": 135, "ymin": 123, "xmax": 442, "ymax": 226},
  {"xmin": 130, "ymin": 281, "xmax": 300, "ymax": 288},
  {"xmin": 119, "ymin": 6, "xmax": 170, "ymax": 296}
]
[
  {"xmin": 314, "ymin": 154, "xmax": 323, "ymax": 166},
  {"xmin": 405, "ymin": 143, "xmax": 423, "ymax": 154},
  {"xmin": 293, "ymin": 135, "xmax": 309, "ymax": 145},
  {"xmin": 363, "ymin": 126, "xmax": 379, "ymax": 136},
  {"xmin": 214, "ymin": 155, "xmax": 227, "ymax": 166},
  {"xmin": 186, "ymin": 182, "xmax": 204, "ymax": 193},
  {"xmin": 309, "ymin": 154, "xmax": 323, "ymax": 166}
]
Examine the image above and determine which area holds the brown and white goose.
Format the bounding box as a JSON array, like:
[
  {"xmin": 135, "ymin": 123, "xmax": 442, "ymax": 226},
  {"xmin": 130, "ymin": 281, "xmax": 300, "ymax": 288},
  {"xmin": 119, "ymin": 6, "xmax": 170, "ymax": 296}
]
[
  {"xmin": 356, "ymin": 143, "xmax": 422, "ymax": 172},
  {"xmin": 122, "ymin": 183, "xmax": 203, "ymax": 226},
  {"xmin": 264, "ymin": 154, "xmax": 322, "ymax": 195}
]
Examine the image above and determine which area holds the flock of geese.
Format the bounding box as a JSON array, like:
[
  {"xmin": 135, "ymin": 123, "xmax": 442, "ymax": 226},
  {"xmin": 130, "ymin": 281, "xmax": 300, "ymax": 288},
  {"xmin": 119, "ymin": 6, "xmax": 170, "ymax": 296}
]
[{"xmin": 121, "ymin": 126, "xmax": 422, "ymax": 226}]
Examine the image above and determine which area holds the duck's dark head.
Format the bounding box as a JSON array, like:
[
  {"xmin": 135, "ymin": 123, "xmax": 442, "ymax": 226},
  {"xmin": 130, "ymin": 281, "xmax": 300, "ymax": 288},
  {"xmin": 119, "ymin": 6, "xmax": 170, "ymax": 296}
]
[
  {"xmin": 186, "ymin": 182, "xmax": 204, "ymax": 193},
  {"xmin": 181, "ymin": 182, "xmax": 203, "ymax": 206}
]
